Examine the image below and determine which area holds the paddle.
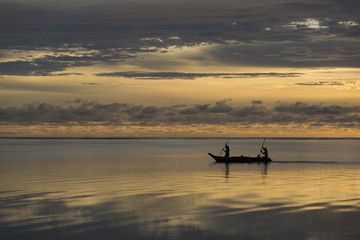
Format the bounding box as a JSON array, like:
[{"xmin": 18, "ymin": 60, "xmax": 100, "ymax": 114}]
[
  {"xmin": 219, "ymin": 140, "xmax": 229, "ymax": 156},
  {"xmin": 259, "ymin": 137, "xmax": 266, "ymax": 156}
]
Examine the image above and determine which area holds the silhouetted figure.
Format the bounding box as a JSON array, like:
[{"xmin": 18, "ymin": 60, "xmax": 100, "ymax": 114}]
[
  {"xmin": 261, "ymin": 147, "xmax": 268, "ymax": 158},
  {"xmin": 224, "ymin": 144, "xmax": 230, "ymax": 157}
]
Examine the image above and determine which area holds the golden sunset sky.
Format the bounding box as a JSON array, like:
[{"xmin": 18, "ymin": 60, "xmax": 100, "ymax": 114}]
[{"xmin": 0, "ymin": 0, "xmax": 359, "ymax": 137}]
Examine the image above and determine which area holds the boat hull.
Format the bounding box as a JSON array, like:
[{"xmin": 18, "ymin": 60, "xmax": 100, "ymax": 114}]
[{"xmin": 208, "ymin": 153, "xmax": 271, "ymax": 163}]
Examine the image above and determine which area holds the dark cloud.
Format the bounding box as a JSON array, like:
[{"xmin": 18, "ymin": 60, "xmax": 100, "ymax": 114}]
[
  {"xmin": 0, "ymin": 100, "xmax": 359, "ymax": 128},
  {"xmin": 202, "ymin": 41, "xmax": 360, "ymax": 68},
  {"xmin": 96, "ymin": 71, "xmax": 301, "ymax": 79},
  {"xmin": 0, "ymin": 53, "xmax": 134, "ymax": 76},
  {"xmin": 274, "ymin": 102, "xmax": 360, "ymax": 115},
  {"xmin": 252, "ymin": 100, "xmax": 263, "ymax": 104},
  {"xmin": 0, "ymin": 0, "xmax": 359, "ymax": 75},
  {"xmin": 295, "ymin": 81, "xmax": 356, "ymax": 86},
  {"xmin": 81, "ymin": 83, "xmax": 100, "ymax": 86},
  {"xmin": 0, "ymin": 59, "xmax": 71, "ymax": 76}
]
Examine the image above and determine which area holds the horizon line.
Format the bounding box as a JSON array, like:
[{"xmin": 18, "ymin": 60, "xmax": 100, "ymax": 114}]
[{"xmin": 1, "ymin": 137, "xmax": 359, "ymax": 140}]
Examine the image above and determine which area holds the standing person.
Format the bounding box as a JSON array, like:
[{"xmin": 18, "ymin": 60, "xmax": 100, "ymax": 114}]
[
  {"xmin": 261, "ymin": 147, "xmax": 268, "ymax": 158},
  {"xmin": 224, "ymin": 144, "xmax": 230, "ymax": 157}
]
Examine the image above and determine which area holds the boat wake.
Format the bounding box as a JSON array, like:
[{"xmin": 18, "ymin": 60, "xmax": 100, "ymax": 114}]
[{"xmin": 274, "ymin": 160, "xmax": 360, "ymax": 165}]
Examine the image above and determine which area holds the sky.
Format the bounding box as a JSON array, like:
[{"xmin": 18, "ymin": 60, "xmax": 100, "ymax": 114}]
[{"xmin": 0, "ymin": 0, "xmax": 359, "ymax": 137}]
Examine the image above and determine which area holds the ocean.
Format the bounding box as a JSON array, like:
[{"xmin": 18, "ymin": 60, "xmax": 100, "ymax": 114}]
[{"xmin": 0, "ymin": 138, "xmax": 360, "ymax": 240}]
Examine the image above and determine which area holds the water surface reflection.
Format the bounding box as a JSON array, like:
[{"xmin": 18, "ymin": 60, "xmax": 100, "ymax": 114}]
[{"xmin": 1, "ymin": 139, "xmax": 360, "ymax": 239}]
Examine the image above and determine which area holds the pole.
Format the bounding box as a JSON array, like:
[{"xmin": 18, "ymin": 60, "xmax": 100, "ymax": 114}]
[
  {"xmin": 219, "ymin": 140, "xmax": 230, "ymax": 156},
  {"xmin": 259, "ymin": 137, "xmax": 266, "ymax": 156}
]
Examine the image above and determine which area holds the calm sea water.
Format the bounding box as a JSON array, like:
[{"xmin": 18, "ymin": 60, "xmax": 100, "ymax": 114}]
[{"xmin": 0, "ymin": 138, "xmax": 360, "ymax": 240}]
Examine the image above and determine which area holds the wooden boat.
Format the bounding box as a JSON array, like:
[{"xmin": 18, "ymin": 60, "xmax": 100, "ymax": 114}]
[{"xmin": 208, "ymin": 153, "xmax": 272, "ymax": 163}]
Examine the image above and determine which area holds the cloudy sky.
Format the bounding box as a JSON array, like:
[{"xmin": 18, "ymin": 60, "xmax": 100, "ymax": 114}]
[{"xmin": 0, "ymin": 0, "xmax": 359, "ymax": 137}]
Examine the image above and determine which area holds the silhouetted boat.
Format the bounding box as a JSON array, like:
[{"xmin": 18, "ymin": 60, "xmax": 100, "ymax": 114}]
[
  {"xmin": 208, "ymin": 153, "xmax": 272, "ymax": 163},
  {"xmin": 209, "ymin": 138, "xmax": 271, "ymax": 163}
]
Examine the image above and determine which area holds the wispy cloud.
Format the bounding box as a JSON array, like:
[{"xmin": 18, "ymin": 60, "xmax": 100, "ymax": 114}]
[
  {"xmin": 0, "ymin": 80, "xmax": 80, "ymax": 93},
  {"xmin": 96, "ymin": 71, "xmax": 301, "ymax": 80},
  {"xmin": 295, "ymin": 81, "xmax": 358, "ymax": 88},
  {"xmin": 81, "ymin": 82, "xmax": 100, "ymax": 86}
]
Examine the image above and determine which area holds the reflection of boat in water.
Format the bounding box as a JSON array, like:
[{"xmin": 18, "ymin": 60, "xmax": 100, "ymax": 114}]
[
  {"xmin": 208, "ymin": 153, "xmax": 272, "ymax": 163},
  {"xmin": 208, "ymin": 138, "xmax": 272, "ymax": 163}
]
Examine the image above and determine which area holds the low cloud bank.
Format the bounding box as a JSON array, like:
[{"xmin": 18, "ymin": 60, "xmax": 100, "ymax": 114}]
[{"xmin": 1, "ymin": 100, "xmax": 359, "ymax": 128}]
